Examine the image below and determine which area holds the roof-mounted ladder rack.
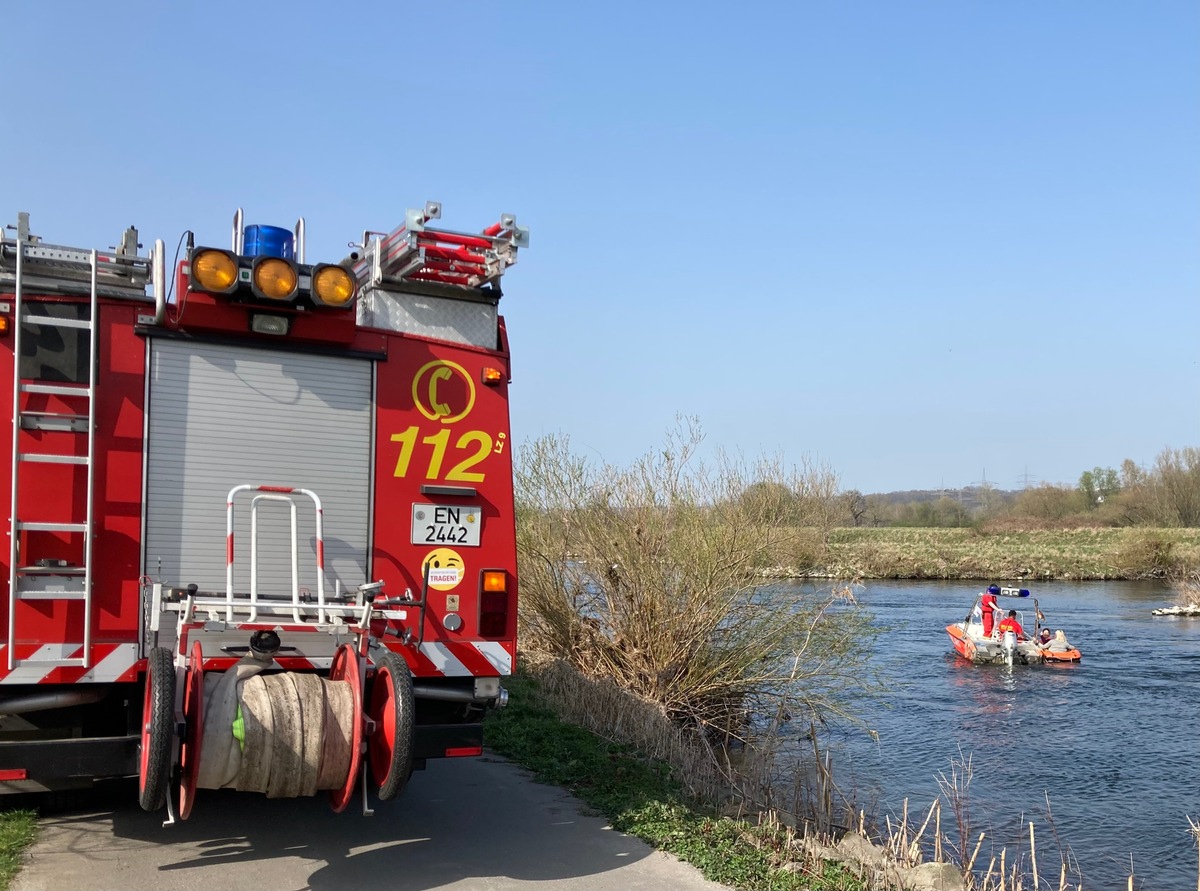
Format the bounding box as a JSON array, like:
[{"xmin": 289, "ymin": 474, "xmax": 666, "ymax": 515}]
[
  {"xmin": 352, "ymin": 202, "xmax": 530, "ymax": 291},
  {"xmin": 0, "ymin": 212, "xmax": 162, "ymax": 302}
]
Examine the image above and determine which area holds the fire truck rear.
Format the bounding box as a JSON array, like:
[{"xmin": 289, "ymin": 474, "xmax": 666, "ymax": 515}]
[{"xmin": 0, "ymin": 203, "xmax": 526, "ymax": 819}]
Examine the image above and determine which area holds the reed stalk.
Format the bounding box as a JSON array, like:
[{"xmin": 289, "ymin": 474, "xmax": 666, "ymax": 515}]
[
  {"xmin": 909, "ymin": 799, "xmax": 938, "ymax": 865},
  {"xmin": 1189, "ymin": 814, "xmax": 1200, "ymax": 891},
  {"xmin": 966, "ymin": 831, "xmax": 986, "ymax": 876},
  {"xmin": 1030, "ymin": 822, "xmax": 1039, "ymax": 888},
  {"xmin": 935, "ymin": 799, "xmax": 942, "ymax": 863}
]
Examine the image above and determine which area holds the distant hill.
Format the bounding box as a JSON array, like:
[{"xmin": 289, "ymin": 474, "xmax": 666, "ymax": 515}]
[{"xmin": 867, "ymin": 486, "xmax": 1019, "ymax": 512}]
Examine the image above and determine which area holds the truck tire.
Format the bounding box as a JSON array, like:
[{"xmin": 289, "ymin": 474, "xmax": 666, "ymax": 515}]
[
  {"xmin": 367, "ymin": 651, "xmax": 414, "ymax": 801},
  {"xmin": 138, "ymin": 648, "xmax": 175, "ymax": 811}
]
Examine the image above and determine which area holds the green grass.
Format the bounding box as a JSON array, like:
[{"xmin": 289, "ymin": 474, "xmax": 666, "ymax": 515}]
[
  {"xmin": 485, "ymin": 672, "xmax": 864, "ymax": 891},
  {"xmin": 0, "ymin": 809, "xmax": 36, "ymax": 890},
  {"xmin": 817, "ymin": 526, "xmax": 1200, "ymax": 580}
]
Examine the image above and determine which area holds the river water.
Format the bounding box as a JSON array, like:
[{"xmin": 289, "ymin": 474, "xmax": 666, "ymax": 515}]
[{"xmin": 804, "ymin": 579, "xmax": 1199, "ymax": 890}]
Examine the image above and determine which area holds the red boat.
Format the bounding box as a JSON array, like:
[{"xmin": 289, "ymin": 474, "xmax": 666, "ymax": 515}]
[{"xmin": 946, "ymin": 585, "xmax": 1082, "ymax": 665}]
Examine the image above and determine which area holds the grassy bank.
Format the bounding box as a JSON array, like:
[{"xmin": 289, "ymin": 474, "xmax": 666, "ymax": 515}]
[
  {"xmin": 0, "ymin": 810, "xmax": 35, "ymax": 891},
  {"xmin": 814, "ymin": 526, "xmax": 1200, "ymax": 580},
  {"xmin": 484, "ymin": 672, "xmax": 865, "ymax": 891}
]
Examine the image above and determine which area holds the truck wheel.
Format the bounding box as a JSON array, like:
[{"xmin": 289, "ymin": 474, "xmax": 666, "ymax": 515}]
[
  {"xmin": 367, "ymin": 651, "xmax": 414, "ymax": 801},
  {"xmin": 138, "ymin": 648, "xmax": 175, "ymax": 811}
]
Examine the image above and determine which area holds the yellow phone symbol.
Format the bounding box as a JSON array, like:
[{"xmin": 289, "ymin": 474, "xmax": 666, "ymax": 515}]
[
  {"xmin": 413, "ymin": 360, "xmax": 476, "ymax": 424},
  {"xmin": 428, "ymin": 366, "xmax": 452, "ymax": 417}
]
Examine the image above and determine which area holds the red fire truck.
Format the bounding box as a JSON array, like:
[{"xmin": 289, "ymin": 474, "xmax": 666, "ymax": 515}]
[{"xmin": 0, "ymin": 202, "xmax": 526, "ymax": 821}]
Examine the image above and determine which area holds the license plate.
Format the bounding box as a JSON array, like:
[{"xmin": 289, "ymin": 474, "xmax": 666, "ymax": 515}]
[{"xmin": 411, "ymin": 504, "xmax": 482, "ymax": 547}]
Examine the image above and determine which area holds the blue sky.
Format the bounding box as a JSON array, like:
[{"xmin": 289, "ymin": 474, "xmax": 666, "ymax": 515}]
[{"xmin": 3, "ymin": 1, "xmax": 1197, "ymax": 493}]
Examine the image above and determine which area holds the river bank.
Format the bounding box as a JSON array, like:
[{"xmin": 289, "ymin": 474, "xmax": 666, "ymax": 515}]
[{"xmin": 787, "ymin": 526, "xmax": 1200, "ymax": 580}]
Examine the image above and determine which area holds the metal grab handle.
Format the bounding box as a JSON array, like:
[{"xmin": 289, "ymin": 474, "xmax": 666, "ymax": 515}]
[
  {"xmin": 226, "ymin": 484, "xmax": 326, "ymax": 624},
  {"xmin": 249, "ymin": 494, "xmax": 300, "ymax": 624}
]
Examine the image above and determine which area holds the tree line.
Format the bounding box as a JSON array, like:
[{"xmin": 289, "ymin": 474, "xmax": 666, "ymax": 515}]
[{"xmin": 842, "ymin": 446, "xmax": 1200, "ymax": 529}]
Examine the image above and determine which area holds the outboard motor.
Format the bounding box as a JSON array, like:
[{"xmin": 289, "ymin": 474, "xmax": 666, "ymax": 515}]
[{"xmin": 1001, "ymin": 630, "xmax": 1017, "ymax": 666}]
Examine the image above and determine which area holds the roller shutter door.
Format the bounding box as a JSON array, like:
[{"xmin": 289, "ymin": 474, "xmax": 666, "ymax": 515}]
[{"xmin": 144, "ymin": 340, "xmax": 372, "ymax": 596}]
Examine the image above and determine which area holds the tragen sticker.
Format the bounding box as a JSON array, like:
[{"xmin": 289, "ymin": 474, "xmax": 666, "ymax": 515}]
[{"xmin": 422, "ymin": 547, "xmax": 464, "ymax": 591}]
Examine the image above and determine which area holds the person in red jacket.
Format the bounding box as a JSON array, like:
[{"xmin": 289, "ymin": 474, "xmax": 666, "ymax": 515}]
[
  {"xmin": 980, "ymin": 586, "xmax": 999, "ymax": 637},
  {"xmin": 998, "ymin": 609, "xmax": 1027, "ymax": 640}
]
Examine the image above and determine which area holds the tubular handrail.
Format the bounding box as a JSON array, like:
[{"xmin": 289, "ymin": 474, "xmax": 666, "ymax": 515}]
[{"xmin": 226, "ymin": 484, "xmax": 326, "ymax": 624}]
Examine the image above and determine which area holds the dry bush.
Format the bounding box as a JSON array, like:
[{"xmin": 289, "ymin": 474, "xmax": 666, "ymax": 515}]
[
  {"xmin": 1171, "ymin": 572, "xmax": 1200, "ymax": 609},
  {"xmin": 514, "ymin": 418, "xmax": 882, "ymax": 743},
  {"xmin": 1012, "ymin": 484, "xmax": 1089, "ymax": 524},
  {"xmin": 1114, "ymin": 530, "xmax": 1176, "ymax": 578},
  {"xmin": 979, "ymin": 515, "xmax": 1108, "ymax": 533}
]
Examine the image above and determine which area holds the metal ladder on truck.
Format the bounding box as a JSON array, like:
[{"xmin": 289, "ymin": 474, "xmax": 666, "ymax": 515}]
[
  {"xmin": 2, "ymin": 212, "xmax": 159, "ymax": 671},
  {"xmin": 354, "ymin": 201, "xmax": 529, "ymax": 290}
]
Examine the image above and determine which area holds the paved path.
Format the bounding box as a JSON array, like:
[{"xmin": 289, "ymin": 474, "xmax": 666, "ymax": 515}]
[{"xmin": 12, "ymin": 755, "xmax": 731, "ymax": 891}]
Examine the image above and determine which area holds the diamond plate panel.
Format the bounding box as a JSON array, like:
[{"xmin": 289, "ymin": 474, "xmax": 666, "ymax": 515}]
[{"xmin": 357, "ymin": 287, "xmax": 498, "ymax": 348}]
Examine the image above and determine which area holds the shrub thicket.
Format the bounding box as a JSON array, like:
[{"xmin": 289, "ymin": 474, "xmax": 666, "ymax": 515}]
[{"xmin": 514, "ymin": 419, "xmax": 882, "ymax": 743}]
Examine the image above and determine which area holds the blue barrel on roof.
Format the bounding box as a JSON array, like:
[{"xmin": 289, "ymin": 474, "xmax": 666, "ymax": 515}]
[{"xmin": 243, "ymin": 225, "xmax": 294, "ymax": 259}]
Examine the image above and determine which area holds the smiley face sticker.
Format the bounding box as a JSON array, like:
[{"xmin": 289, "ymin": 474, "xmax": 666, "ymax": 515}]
[{"xmin": 422, "ymin": 547, "xmax": 464, "ymax": 591}]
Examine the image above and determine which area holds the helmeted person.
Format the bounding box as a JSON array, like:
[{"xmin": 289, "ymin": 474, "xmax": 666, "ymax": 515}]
[{"xmin": 998, "ymin": 609, "xmax": 1027, "ymax": 640}]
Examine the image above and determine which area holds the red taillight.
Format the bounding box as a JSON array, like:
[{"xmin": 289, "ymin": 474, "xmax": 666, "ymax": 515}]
[{"xmin": 479, "ymin": 569, "xmax": 509, "ymax": 638}]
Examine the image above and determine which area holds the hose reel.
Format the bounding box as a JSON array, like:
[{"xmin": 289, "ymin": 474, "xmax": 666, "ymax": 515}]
[{"xmin": 138, "ymin": 637, "xmax": 414, "ymax": 820}]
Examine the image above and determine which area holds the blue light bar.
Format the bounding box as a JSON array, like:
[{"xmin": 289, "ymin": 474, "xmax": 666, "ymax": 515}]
[
  {"xmin": 999, "ymin": 586, "xmax": 1031, "ymax": 597},
  {"xmin": 242, "ymin": 225, "xmax": 294, "ymax": 259}
]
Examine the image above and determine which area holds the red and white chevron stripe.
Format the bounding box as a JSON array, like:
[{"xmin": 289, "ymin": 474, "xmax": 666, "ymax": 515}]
[
  {"xmin": 416, "ymin": 640, "xmax": 513, "ymax": 677},
  {"xmin": 0, "ymin": 640, "xmax": 514, "ymax": 682},
  {"xmin": 0, "ymin": 643, "xmax": 140, "ymax": 684}
]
